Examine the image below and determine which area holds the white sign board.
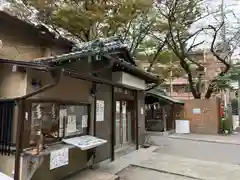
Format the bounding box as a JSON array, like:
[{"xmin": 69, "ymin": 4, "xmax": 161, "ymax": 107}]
[
  {"xmin": 50, "ymin": 148, "xmax": 69, "ymax": 170},
  {"xmin": 0, "ymin": 172, "xmax": 13, "ymax": 180},
  {"xmin": 66, "ymin": 115, "xmax": 77, "ymax": 134},
  {"xmin": 141, "ymin": 107, "xmax": 144, "ymax": 115},
  {"xmin": 82, "ymin": 115, "xmax": 88, "ymax": 128},
  {"xmin": 192, "ymin": 108, "xmax": 201, "ymax": 114},
  {"xmin": 62, "ymin": 135, "xmax": 107, "ymax": 150},
  {"xmin": 96, "ymin": 100, "xmax": 104, "ymax": 121}
]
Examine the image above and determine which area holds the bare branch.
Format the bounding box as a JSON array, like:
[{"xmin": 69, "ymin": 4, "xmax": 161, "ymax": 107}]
[
  {"xmin": 208, "ymin": 23, "xmax": 230, "ymax": 70},
  {"xmin": 184, "ymin": 28, "xmax": 204, "ymax": 44},
  {"xmin": 187, "ymin": 40, "xmax": 205, "ymax": 52},
  {"xmin": 205, "ymin": 22, "xmax": 231, "ymax": 99},
  {"xmin": 147, "ymin": 33, "xmax": 169, "ymax": 72}
]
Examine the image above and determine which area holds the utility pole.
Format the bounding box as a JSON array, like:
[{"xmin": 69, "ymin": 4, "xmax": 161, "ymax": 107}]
[
  {"xmin": 169, "ymin": 54, "xmax": 173, "ymax": 96},
  {"xmin": 220, "ymin": 0, "xmax": 232, "ymax": 117},
  {"xmin": 238, "ymin": 80, "xmax": 240, "ymax": 122}
]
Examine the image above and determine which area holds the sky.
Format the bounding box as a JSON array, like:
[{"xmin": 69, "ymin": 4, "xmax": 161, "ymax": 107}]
[{"xmin": 191, "ymin": 0, "xmax": 240, "ymax": 59}]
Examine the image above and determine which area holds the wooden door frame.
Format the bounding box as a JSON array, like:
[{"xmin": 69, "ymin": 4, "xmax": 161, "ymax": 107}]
[{"xmin": 111, "ymin": 90, "xmax": 139, "ymax": 161}]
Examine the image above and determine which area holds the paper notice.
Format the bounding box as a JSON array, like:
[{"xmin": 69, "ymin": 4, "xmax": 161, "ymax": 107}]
[
  {"xmin": 96, "ymin": 100, "xmax": 104, "ymax": 122},
  {"xmin": 60, "ymin": 109, "xmax": 67, "ymax": 117},
  {"xmin": 66, "ymin": 115, "xmax": 77, "ymax": 134},
  {"xmin": 50, "ymin": 148, "xmax": 69, "ymax": 170},
  {"xmin": 82, "ymin": 115, "xmax": 88, "ymax": 128}
]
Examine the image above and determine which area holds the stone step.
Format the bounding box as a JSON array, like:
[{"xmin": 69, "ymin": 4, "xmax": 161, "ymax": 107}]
[{"xmin": 66, "ymin": 169, "xmax": 119, "ymax": 180}]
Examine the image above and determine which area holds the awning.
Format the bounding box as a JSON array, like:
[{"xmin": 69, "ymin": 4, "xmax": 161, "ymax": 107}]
[{"xmin": 146, "ymin": 89, "xmax": 184, "ymax": 105}]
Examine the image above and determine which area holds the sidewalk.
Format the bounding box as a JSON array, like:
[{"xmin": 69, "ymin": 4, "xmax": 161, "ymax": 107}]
[{"xmin": 169, "ymin": 133, "xmax": 240, "ymax": 145}]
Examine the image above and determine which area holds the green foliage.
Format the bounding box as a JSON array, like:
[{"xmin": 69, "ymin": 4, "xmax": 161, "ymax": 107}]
[
  {"xmin": 221, "ymin": 118, "xmax": 233, "ymax": 134},
  {"xmin": 17, "ymin": 0, "xmax": 154, "ymax": 42},
  {"xmin": 215, "ymin": 63, "xmax": 240, "ymax": 90},
  {"xmin": 8, "ymin": 0, "xmax": 218, "ymax": 95}
]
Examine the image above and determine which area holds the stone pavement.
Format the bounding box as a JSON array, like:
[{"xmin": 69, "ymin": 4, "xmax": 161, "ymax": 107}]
[
  {"xmin": 149, "ymin": 134, "xmax": 240, "ymax": 165},
  {"xmin": 98, "ymin": 146, "xmax": 240, "ymax": 180},
  {"xmin": 118, "ymin": 166, "xmax": 196, "ymax": 180},
  {"xmin": 65, "ymin": 169, "xmax": 119, "ymax": 180},
  {"xmin": 136, "ymin": 152, "xmax": 240, "ymax": 180},
  {"xmin": 65, "ymin": 145, "xmax": 240, "ymax": 180}
]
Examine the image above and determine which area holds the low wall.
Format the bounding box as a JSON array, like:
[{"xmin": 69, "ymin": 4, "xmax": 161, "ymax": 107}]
[{"xmin": 183, "ymin": 98, "xmax": 221, "ymax": 134}]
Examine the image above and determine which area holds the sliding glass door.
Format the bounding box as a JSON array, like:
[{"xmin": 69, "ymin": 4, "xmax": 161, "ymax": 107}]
[{"xmin": 115, "ymin": 101, "xmax": 133, "ymax": 148}]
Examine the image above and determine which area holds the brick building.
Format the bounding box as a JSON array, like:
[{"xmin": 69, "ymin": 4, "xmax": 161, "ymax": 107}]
[{"xmin": 136, "ymin": 50, "xmax": 226, "ymax": 100}]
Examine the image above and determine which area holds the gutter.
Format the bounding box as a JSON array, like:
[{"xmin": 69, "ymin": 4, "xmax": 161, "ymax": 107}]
[{"xmin": 14, "ymin": 68, "xmax": 63, "ymax": 180}]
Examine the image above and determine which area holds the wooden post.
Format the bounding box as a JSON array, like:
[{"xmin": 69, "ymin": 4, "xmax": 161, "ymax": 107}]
[
  {"xmin": 14, "ymin": 99, "xmax": 25, "ymax": 180},
  {"xmin": 135, "ymin": 91, "xmax": 139, "ymax": 150},
  {"xmin": 111, "ymin": 86, "xmax": 116, "ymax": 161},
  {"xmin": 163, "ymin": 107, "xmax": 167, "ymax": 132}
]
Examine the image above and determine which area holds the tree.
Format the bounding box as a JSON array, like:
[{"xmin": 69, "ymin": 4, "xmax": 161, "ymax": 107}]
[
  {"xmin": 150, "ymin": 0, "xmax": 240, "ymax": 99},
  {"xmin": 6, "ymin": 0, "xmax": 240, "ymax": 99},
  {"xmin": 7, "ymin": 0, "xmax": 155, "ymax": 53},
  {"xmin": 6, "ymin": 0, "xmax": 174, "ymax": 79}
]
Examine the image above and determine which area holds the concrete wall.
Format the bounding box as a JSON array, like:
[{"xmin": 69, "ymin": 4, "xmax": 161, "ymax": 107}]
[
  {"xmin": 0, "ymin": 155, "xmax": 15, "ymax": 177},
  {"xmin": 0, "ymin": 18, "xmax": 68, "ymax": 61},
  {"xmin": 26, "ymin": 69, "xmax": 92, "ymax": 102},
  {"xmin": 0, "ymin": 64, "xmax": 26, "ymax": 98}
]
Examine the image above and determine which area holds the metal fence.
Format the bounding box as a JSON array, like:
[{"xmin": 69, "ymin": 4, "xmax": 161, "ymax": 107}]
[{"xmin": 0, "ymin": 101, "xmax": 15, "ymax": 155}]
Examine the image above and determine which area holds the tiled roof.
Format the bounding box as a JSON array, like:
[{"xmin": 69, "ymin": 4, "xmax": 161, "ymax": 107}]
[{"xmin": 33, "ymin": 36, "xmax": 136, "ymax": 66}]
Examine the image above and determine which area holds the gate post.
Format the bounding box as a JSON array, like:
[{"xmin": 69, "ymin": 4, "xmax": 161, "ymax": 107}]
[{"xmin": 14, "ymin": 99, "xmax": 25, "ymax": 180}]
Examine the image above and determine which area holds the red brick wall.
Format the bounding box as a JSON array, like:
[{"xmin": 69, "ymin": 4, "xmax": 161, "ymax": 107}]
[{"xmin": 183, "ymin": 98, "xmax": 221, "ymax": 134}]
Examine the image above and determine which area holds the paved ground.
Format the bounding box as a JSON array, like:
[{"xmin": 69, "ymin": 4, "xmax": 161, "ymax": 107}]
[
  {"xmin": 98, "ymin": 146, "xmax": 240, "ymax": 180},
  {"xmin": 118, "ymin": 166, "xmax": 196, "ymax": 180},
  {"xmin": 66, "ymin": 134, "xmax": 240, "ymax": 180},
  {"xmin": 150, "ymin": 135, "xmax": 240, "ymax": 165}
]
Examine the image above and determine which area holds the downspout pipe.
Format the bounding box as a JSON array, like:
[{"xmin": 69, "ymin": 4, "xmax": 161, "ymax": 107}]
[{"xmin": 14, "ymin": 68, "xmax": 63, "ymax": 180}]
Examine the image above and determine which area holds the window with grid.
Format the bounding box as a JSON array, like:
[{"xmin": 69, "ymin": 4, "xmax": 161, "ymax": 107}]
[{"xmin": 30, "ymin": 102, "xmax": 89, "ymax": 146}]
